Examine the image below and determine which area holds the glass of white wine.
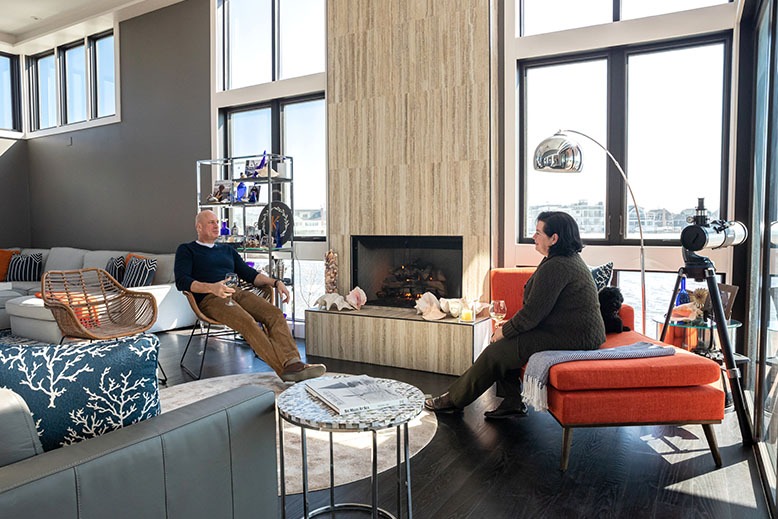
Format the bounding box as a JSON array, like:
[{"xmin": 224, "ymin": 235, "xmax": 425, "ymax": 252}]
[
  {"xmin": 489, "ymin": 300, "xmax": 507, "ymax": 326},
  {"xmin": 224, "ymin": 272, "xmax": 239, "ymax": 306}
]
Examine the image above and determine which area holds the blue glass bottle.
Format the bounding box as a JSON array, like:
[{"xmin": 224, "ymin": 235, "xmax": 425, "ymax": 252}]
[
  {"xmin": 236, "ymin": 182, "xmax": 247, "ymax": 201},
  {"xmin": 220, "ymin": 220, "xmax": 230, "ymax": 236},
  {"xmin": 676, "ymin": 275, "xmax": 690, "ymax": 305}
]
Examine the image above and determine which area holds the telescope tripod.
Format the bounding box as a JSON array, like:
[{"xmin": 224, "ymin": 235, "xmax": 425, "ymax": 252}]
[{"xmin": 661, "ymin": 250, "xmax": 753, "ymax": 446}]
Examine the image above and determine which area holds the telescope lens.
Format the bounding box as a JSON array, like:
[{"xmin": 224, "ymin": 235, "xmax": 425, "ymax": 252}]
[{"xmin": 681, "ymin": 221, "xmax": 748, "ymax": 251}]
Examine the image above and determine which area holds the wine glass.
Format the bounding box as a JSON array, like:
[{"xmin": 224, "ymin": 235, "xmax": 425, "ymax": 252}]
[
  {"xmin": 489, "ymin": 300, "xmax": 507, "ymax": 325},
  {"xmin": 224, "ymin": 272, "xmax": 239, "ymax": 306}
]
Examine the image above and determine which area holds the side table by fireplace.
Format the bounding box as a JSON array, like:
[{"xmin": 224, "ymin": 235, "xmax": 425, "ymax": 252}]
[{"xmin": 277, "ymin": 376, "xmax": 425, "ymax": 519}]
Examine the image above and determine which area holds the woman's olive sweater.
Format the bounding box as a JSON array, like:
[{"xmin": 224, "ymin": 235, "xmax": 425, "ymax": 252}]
[{"xmin": 501, "ymin": 253, "xmax": 606, "ymax": 350}]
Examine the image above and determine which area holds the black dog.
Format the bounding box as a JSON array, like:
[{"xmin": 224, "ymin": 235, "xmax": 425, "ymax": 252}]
[{"xmin": 598, "ymin": 286, "xmax": 631, "ymax": 333}]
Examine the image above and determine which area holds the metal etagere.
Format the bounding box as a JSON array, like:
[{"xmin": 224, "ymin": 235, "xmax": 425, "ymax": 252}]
[{"xmin": 196, "ymin": 153, "xmax": 295, "ymax": 330}]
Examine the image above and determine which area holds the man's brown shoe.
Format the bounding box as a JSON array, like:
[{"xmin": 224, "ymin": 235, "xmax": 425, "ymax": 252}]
[{"xmin": 280, "ymin": 362, "xmax": 327, "ymax": 382}]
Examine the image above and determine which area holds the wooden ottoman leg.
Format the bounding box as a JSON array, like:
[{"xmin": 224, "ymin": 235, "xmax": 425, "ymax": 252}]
[
  {"xmin": 561, "ymin": 427, "xmax": 573, "ymax": 471},
  {"xmin": 702, "ymin": 423, "xmax": 723, "ymax": 468}
]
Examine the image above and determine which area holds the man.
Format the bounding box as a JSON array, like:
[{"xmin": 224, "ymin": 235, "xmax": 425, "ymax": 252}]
[{"xmin": 175, "ymin": 210, "xmax": 326, "ymax": 382}]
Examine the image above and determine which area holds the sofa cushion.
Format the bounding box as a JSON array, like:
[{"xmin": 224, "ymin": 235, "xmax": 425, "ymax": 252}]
[
  {"xmin": 0, "ymin": 333, "xmax": 161, "ymax": 451},
  {"xmin": 0, "ymin": 388, "xmax": 44, "ymax": 467},
  {"xmin": 548, "ymin": 331, "xmax": 722, "ymax": 391},
  {"xmin": 43, "ymin": 247, "xmax": 88, "ymax": 272},
  {"xmin": 589, "ymin": 262, "xmax": 613, "ymax": 291},
  {"xmin": 19, "ymin": 249, "xmax": 50, "ymax": 271},
  {"xmin": 82, "ymin": 250, "xmax": 130, "ymax": 271},
  {"xmin": 104, "ymin": 256, "xmax": 126, "ymax": 282},
  {"xmin": 7, "ymin": 282, "xmax": 41, "ymax": 296},
  {"xmin": 7, "ymin": 253, "xmax": 43, "ymax": 282},
  {"xmin": 138, "ymin": 253, "xmax": 175, "ymax": 284},
  {"xmin": 123, "ymin": 257, "xmax": 157, "ymax": 288},
  {"xmin": 0, "ymin": 291, "xmax": 24, "ymax": 311},
  {"xmin": 0, "ymin": 250, "xmax": 19, "ymax": 281}
]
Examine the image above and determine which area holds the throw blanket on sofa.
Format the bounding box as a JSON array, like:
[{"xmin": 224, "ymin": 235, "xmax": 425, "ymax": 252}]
[{"xmin": 521, "ymin": 342, "xmax": 675, "ymax": 412}]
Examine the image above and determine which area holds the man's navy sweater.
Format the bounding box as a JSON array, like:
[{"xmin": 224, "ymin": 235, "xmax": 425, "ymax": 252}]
[{"xmin": 174, "ymin": 241, "xmax": 258, "ymax": 303}]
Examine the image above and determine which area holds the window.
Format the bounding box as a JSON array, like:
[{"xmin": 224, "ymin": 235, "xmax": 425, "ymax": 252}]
[
  {"xmin": 223, "ymin": 0, "xmax": 325, "ymax": 89},
  {"xmin": 0, "ymin": 53, "xmax": 20, "ymax": 131},
  {"xmin": 518, "ymin": 36, "xmax": 730, "ymax": 244},
  {"xmin": 225, "ymin": 96, "xmax": 326, "ymax": 239},
  {"xmin": 621, "ymin": 0, "xmax": 729, "ymax": 20},
  {"xmin": 30, "ymin": 31, "xmax": 116, "ymax": 131}
]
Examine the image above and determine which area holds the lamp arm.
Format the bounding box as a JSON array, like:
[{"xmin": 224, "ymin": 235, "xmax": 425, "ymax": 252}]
[{"xmin": 561, "ymin": 129, "xmax": 647, "ymax": 334}]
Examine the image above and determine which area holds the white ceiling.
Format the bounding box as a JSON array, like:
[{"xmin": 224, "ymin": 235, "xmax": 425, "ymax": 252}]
[{"xmin": 0, "ymin": 0, "xmax": 179, "ymax": 53}]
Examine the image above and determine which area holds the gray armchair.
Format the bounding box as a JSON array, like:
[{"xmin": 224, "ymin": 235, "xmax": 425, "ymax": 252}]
[{"xmin": 0, "ymin": 385, "xmax": 278, "ymax": 519}]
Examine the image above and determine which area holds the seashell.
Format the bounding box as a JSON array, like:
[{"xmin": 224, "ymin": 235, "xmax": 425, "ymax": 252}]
[{"xmin": 345, "ymin": 286, "xmax": 367, "ymax": 310}]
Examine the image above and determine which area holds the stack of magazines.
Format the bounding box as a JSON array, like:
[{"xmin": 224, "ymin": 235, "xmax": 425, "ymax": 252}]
[{"xmin": 305, "ymin": 375, "xmax": 406, "ymax": 414}]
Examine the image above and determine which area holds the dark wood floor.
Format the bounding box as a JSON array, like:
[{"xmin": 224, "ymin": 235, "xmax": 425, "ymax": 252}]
[{"xmin": 158, "ymin": 329, "xmax": 770, "ymax": 519}]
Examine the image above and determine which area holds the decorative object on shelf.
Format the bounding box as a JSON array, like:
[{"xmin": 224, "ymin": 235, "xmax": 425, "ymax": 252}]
[
  {"xmin": 315, "ymin": 293, "xmax": 354, "ymax": 311},
  {"xmin": 345, "ymin": 286, "xmax": 367, "ymax": 310},
  {"xmin": 244, "ymin": 151, "xmax": 267, "ymax": 178},
  {"xmin": 324, "ymin": 249, "xmax": 338, "ymax": 294},
  {"xmin": 713, "ymin": 283, "xmax": 739, "ymax": 320},
  {"xmin": 248, "ymin": 185, "xmax": 260, "ymax": 203},
  {"xmin": 534, "ymin": 129, "xmax": 646, "ymax": 333},
  {"xmin": 440, "ymin": 298, "xmax": 462, "ymax": 318},
  {"xmin": 676, "ymin": 275, "xmax": 691, "ymax": 305},
  {"xmin": 220, "ymin": 220, "xmax": 230, "ymax": 236},
  {"xmin": 231, "ymin": 222, "xmax": 240, "ymax": 236},
  {"xmin": 458, "ymin": 300, "xmax": 476, "ymax": 323},
  {"xmin": 235, "ymin": 181, "xmax": 247, "ymax": 202},
  {"xmin": 257, "ymin": 201, "xmax": 293, "ymax": 247},
  {"xmin": 208, "ymin": 180, "xmax": 232, "ymax": 203},
  {"xmin": 414, "ymin": 292, "xmax": 445, "ymax": 321}
]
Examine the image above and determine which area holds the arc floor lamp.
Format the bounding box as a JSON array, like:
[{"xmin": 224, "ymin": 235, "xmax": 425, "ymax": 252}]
[{"xmin": 533, "ymin": 129, "xmax": 647, "ymax": 334}]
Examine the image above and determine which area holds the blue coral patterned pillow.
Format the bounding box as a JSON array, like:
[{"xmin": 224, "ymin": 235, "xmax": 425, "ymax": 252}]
[
  {"xmin": 0, "ymin": 333, "xmax": 160, "ymax": 451},
  {"xmin": 590, "ymin": 262, "xmax": 613, "ymax": 292}
]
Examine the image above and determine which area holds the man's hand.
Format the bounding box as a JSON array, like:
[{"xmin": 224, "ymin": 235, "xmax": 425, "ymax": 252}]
[
  {"xmin": 275, "ymin": 280, "xmax": 291, "ymax": 304},
  {"xmin": 490, "ymin": 324, "xmax": 505, "ymax": 343},
  {"xmin": 212, "ymin": 281, "xmax": 236, "ymax": 300}
]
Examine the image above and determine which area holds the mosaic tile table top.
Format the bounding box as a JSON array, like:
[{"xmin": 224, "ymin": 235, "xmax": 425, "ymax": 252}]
[{"xmin": 277, "ymin": 375, "xmax": 424, "ymax": 432}]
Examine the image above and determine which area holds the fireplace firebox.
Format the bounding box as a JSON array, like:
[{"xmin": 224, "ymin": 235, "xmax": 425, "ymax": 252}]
[{"xmin": 351, "ymin": 235, "xmax": 463, "ymax": 307}]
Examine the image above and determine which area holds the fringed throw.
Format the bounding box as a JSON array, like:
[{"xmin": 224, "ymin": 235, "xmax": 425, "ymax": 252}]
[{"xmin": 521, "ymin": 342, "xmax": 675, "ymax": 412}]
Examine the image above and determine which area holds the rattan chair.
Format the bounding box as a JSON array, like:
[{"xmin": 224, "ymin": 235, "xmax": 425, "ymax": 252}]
[
  {"xmin": 42, "ymin": 268, "xmax": 158, "ymax": 341},
  {"xmin": 180, "ymin": 283, "xmax": 272, "ymax": 380}
]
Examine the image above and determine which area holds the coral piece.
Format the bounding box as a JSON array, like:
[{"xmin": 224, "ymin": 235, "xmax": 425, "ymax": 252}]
[
  {"xmin": 345, "ymin": 286, "xmax": 367, "ymax": 310},
  {"xmin": 324, "ymin": 249, "xmax": 338, "ymax": 294},
  {"xmin": 315, "ymin": 293, "xmax": 354, "ymax": 311}
]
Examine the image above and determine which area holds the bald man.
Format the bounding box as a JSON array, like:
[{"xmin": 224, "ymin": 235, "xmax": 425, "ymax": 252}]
[{"xmin": 174, "ymin": 210, "xmax": 325, "ymax": 382}]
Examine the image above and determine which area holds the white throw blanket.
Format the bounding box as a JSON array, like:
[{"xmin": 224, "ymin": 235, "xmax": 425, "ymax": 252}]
[{"xmin": 521, "ymin": 342, "xmax": 675, "ymax": 412}]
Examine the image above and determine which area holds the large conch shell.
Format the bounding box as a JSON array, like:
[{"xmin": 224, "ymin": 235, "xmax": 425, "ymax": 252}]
[
  {"xmin": 345, "ymin": 286, "xmax": 367, "ymax": 310},
  {"xmin": 439, "ymin": 298, "xmax": 463, "ymax": 318},
  {"xmin": 414, "ymin": 292, "xmax": 445, "ymax": 321},
  {"xmin": 315, "ymin": 293, "xmax": 354, "ymax": 311}
]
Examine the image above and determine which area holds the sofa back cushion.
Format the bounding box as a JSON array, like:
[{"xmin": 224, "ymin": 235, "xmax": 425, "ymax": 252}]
[
  {"xmin": 18, "ymin": 249, "xmax": 49, "ymax": 271},
  {"xmin": 0, "ymin": 388, "xmax": 44, "ymax": 467},
  {"xmin": 0, "ymin": 333, "xmax": 161, "ymax": 451},
  {"xmin": 134, "ymin": 252, "xmax": 175, "ymax": 284},
  {"xmin": 43, "ymin": 247, "xmax": 88, "ymax": 272},
  {"xmin": 82, "ymin": 250, "xmax": 130, "ymax": 271},
  {"xmin": 6, "ymin": 253, "xmax": 43, "ymax": 282}
]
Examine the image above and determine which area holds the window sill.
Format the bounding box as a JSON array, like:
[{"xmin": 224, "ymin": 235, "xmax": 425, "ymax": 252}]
[{"xmin": 26, "ymin": 115, "xmax": 120, "ymax": 139}]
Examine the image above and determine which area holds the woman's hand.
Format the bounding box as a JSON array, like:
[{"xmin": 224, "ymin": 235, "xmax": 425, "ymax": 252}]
[{"xmin": 490, "ymin": 324, "xmax": 505, "ymax": 343}]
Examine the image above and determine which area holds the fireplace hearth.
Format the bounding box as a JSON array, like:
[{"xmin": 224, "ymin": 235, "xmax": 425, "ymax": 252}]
[{"xmin": 352, "ymin": 235, "xmax": 463, "ymax": 308}]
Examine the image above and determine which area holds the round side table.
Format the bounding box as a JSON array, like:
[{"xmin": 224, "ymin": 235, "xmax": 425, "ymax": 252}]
[{"xmin": 276, "ymin": 376, "xmax": 424, "ymax": 519}]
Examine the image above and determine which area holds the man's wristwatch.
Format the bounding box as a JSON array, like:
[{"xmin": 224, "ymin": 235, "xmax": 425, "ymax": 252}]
[{"xmin": 273, "ymin": 278, "xmax": 280, "ymax": 289}]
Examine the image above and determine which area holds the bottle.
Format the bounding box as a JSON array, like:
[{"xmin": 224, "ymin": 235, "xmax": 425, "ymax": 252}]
[
  {"xmin": 676, "ymin": 275, "xmax": 690, "ymax": 305},
  {"xmin": 220, "ymin": 220, "xmax": 230, "ymax": 236},
  {"xmin": 231, "ymin": 222, "xmax": 239, "ymax": 236}
]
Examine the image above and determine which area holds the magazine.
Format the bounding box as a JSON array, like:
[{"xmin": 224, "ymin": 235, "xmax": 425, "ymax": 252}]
[{"xmin": 305, "ymin": 375, "xmax": 407, "ymax": 414}]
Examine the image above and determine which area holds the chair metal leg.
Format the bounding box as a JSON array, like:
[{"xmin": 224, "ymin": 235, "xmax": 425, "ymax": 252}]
[
  {"xmin": 180, "ymin": 322, "xmax": 211, "ymax": 380},
  {"xmin": 702, "ymin": 423, "xmax": 723, "ymax": 467},
  {"xmin": 157, "ymin": 361, "xmax": 168, "ymax": 385},
  {"xmin": 560, "ymin": 427, "xmax": 573, "ymax": 472}
]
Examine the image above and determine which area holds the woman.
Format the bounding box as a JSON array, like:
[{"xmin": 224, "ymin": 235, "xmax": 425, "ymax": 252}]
[{"xmin": 425, "ymin": 211, "xmax": 606, "ymax": 418}]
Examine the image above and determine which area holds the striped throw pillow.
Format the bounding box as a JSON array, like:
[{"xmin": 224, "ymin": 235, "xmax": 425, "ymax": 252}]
[
  {"xmin": 104, "ymin": 256, "xmax": 126, "ymax": 283},
  {"xmin": 123, "ymin": 256, "xmax": 157, "ymax": 288},
  {"xmin": 7, "ymin": 253, "xmax": 43, "ymax": 282}
]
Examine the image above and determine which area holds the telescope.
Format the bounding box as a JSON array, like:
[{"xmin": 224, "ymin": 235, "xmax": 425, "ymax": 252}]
[{"xmin": 680, "ymin": 198, "xmax": 748, "ymax": 251}]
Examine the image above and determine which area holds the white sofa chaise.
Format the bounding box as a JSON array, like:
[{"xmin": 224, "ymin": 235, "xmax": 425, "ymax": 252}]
[{"xmin": 1, "ymin": 247, "xmax": 196, "ymax": 343}]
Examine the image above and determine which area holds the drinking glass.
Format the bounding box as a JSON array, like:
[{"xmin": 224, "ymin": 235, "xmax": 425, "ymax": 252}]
[
  {"xmin": 224, "ymin": 272, "xmax": 239, "ymax": 306},
  {"xmin": 489, "ymin": 300, "xmax": 507, "ymax": 325}
]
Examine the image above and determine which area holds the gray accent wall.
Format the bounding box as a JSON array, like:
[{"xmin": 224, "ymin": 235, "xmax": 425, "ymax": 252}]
[
  {"xmin": 26, "ymin": 0, "xmax": 209, "ymax": 253},
  {"xmin": 0, "ymin": 138, "xmax": 30, "ymax": 246}
]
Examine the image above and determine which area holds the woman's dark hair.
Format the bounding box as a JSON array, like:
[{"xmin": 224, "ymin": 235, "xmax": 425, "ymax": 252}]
[{"xmin": 537, "ymin": 211, "xmax": 583, "ymax": 257}]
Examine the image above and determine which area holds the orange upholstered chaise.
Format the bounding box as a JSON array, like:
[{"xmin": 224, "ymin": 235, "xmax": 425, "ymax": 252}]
[{"xmin": 490, "ymin": 268, "xmax": 725, "ymax": 471}]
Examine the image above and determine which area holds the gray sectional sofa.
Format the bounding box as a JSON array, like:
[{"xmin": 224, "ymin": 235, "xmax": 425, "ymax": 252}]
[
  {"xmin": 0, "ymin": 385, "xmax": 279, "ymax": 519},
  {"xmin": 0, "ymin": 247, "xmax": 196, "ymax": 342}
]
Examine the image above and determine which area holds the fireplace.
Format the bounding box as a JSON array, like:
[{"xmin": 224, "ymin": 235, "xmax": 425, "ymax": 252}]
[{"xmin": 351, "ymin": 235, "xmax": 463, "ymax": 307}]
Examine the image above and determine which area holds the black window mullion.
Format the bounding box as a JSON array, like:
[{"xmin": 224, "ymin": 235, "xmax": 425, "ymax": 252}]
[
  {"xmin": 88, "ymin": 36, "xmax": 97, "ymax": 120},
  {"xmin": 271, "ymin": 99, "xmax": 281, "ymax": 154},
  {"xmin": 58, "ymin": 47, "xmax": 66, "ymax": 125},
  {"xmin": 272, "ymin": 0, "xmax": 278, "ymax": 81},
  {"xmin": 607, "ymin": 48, "xmax": 628, "ymax": 244}
]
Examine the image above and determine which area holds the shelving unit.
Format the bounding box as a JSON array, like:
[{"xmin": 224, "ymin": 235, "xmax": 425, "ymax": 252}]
[{"xmin": 196, "ymin": 153, "xmax": 295, "ymax": 331}]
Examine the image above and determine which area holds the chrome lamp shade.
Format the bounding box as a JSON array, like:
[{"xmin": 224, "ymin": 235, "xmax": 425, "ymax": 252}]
[{"xmin": 533, "ymin": 134, "xmax": 583, "ymax": 172}]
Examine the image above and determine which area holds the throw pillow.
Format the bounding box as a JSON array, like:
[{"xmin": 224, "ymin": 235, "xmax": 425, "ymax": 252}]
[
  {"xmin": 123, "ymin": 256, "xmax": 157, "ymax": 288},
  {"xmin": 0, "ymin": 333, "xmax": 161, "ymax": 451},
  {"xmin": 6, "ymin": 253, "xmax": 43, "ymax": 282},
  {"xmin": 0, "ymin": 249, "xmax": 19, "ymax": 281},
  {"xmin": 105, "ymin": 256, "xmax": 126, "ymax": 283},
  {"xmin": 589, "ymin": 262, "xmax": 613, "ymax": 292}
]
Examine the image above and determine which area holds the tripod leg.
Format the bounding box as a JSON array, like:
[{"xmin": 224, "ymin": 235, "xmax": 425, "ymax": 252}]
[
  {"xmin": 706, "ymin": 270, "xmax": 753, "ymax": 446},
  {"xmin": 660, "ymin": 268, "xmax": 685, "ymax": 343}
]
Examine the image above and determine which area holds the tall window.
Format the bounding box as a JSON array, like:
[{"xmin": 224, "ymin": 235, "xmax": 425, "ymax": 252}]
[
  {"xmin": 0, "ymin": 53, "xmax": 19, "ymax": 131},
  {"xmin": 223, "ymin": 0, "xmax": 325, "ymax": 89},
  {"xmin": 518, "ymin": 36, "xmax": 729, "ymax": 244},
  {"xmin": 30, "ymin": 31, "xmax": 116, "ymax": 131}
]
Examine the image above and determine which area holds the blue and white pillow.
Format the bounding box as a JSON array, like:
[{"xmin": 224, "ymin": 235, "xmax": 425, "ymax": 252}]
[
  {"xmin": 104, "ymin": 256, "xmax": 126, "ymax": 282},
  {"xmin": 0, "ymin": 333, "xmax": 161, "ymax": 451},
  {"xmin": 6, "ymin": 253, "xmax": 43, "ymax": 282},
  {"xmin": 590, "ymin": 262, "xmax": 613, "ymax": 292},
  {"xmin": 123, "ymin": 257, "xmax": 157, "ymax": 288}
]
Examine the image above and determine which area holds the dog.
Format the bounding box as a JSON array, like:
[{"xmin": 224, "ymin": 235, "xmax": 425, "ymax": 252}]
[{"xmin": 598, "ymin": 286, "xmax": 630, "ymax": 333}]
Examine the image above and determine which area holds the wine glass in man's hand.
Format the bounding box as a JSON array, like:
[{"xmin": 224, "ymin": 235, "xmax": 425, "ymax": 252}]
[
  {"xmin": 489, "ymin": 300, "xmax": 507, "ymax": 325},
  {"xmin": 224, "ymin": 272, "xmax": 239, "ymax": 306}
]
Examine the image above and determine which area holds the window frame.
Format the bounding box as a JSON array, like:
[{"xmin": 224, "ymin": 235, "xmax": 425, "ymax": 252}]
[
  {"xmin": 0, "ymin": 51, "xmax": 22, "ymax": 132},
  {"xmin": 30, "ymin": 50, "xmax": 58, "ymax": 131},
  {"xmin": 89, "ymin": 30, "xmax": 116, "ymax": 120},
  {"xmin": 515, "ymin": 32, "xmax": 732, "ymax": 247},
  {"xmin": 60, "ymin": 39, "xmax": 88, "ymax": 125}
]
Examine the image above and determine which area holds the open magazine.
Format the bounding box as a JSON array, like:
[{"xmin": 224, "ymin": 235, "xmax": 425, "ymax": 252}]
[{"xmin": 305, "ymin": 375, "xmax": 407, "ymax": 415}]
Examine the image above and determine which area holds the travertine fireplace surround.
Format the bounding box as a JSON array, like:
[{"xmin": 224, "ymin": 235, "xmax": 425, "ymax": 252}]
[{"xmin": 307, "ymin": 0, "xmax": 498, "ymax": 374}]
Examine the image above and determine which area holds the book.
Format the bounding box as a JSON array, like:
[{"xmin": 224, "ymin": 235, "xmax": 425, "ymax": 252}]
[{"xmin": 305, "ymin": 375, "xmax": 407, "ymax": 415}]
